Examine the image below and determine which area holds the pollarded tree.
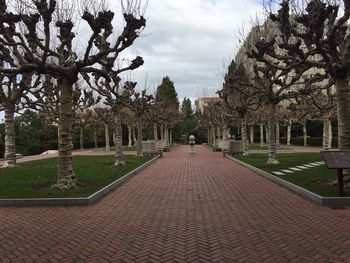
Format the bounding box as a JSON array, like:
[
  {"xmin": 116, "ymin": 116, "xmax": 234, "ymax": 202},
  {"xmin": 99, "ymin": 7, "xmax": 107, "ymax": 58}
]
[
  {"xmin": 275, "ymin": 103, "xmax": 296, "ymax": 146},
  {"xmin": 210, "ymin": 100, "xmax": 232, "ymax": 141},
  {"xmin": 84, "ymin": 73, "xmax": 135, "ymax": 165},
  {"xmin": 245, "ymin": 18, "xmax": 327, "ymax": 163},
  {"xmin": 0, "ymin": 73, "xmax": 40, "ymax": 167},
  {"xmin": 292, "ymin": 88, "xmax": 337, "ymax": 149},
  {"xmin": 252, "ymin": 105, "xmax": 268, "ymax": 146},
  {"xmin": 120, "ymin": 107, "xmax": 136, "ymax": 147},
  {"xmin": 128, "ymin": 83, "xmax": 154, "ymax": 156},
  {"xmin": 93, "ymin": 107, "xmax": 114, "ymax": 150},
  {"xmin": 218, "ymin": 60, "xmax": 260, "ymax": 155},
  {"xmin": 147, "ymin": 100, "xmax": 161, "ymax": 142},
  {"xmin": 73, "ymin": 85, "xmax": 101, "ymax": 150},
  {"xmin": 35, "ymin": 77, "xmax": 100, "ymax": 149},
  {"xmin": 262, "ymin": 0, "xmax": 350, "ymax": 150},
  {"xmin": 197, "ymin": 104, "xmax": 218, "ymax": 146},
  {"xmin": 0, "ymin": 0, "xmax": 146, "ymax": 188}
]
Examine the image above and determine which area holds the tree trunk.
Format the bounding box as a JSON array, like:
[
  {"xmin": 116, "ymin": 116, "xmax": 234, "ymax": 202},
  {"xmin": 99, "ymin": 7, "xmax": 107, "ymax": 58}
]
[
  {"xmin": 114, "ymin": 113, "xmax": 125, "ymax": 166},
  {"xmin": 260, "ymin": 123, "xmax": 264, "ymax": 146},
  {"xmin": 132, "ymin": 127, "xmax": 137, "ymax": 146},
  {"xmin": 222, "ymin": 125, "xmax": 227, "ymax": 140},
  {"xmin": 249, "ymin": 125, "xmax": 254, "ymax": 144},
  {"xmin": 276, "ymin": 120, "xmax": 280, "ymax": 147},
  {"xmin": 137, "ymin": 119, "xmax": 143, "ymax": 156},
  {"xmin": 267, "ymin": 103, "xmax": 279, "ymax": 164},
  {"xmin": 170, "ymin": 129, "xmax": 173, "ymax": 145},
  {"xmin": 211, "ymin": 126, "xmax": 216, "ymax": 146},
  {"xmin": 322, "ymin": 116, "xmax": 329, "ymax": 149},
  {"xmin": 217, "ymin": 127, "xmax": 221, "ymax": 141},
  {"xmin": 207, "ymin": 129, "xmax": 210, "ymax": 144},
  {"xmin": 164, "ymin": 124, "xmax": 169, "ymax": 146},
  {"xmin": 153, "ymin": 122, "xmax": 158, "ymax": 142},
  {"xmin": 336, "ymin": 78, "xmax": 350, "ymax": 150},
  {"xmin": 241, "ymin": 121, "xmax": 249, "ymax": 155},
  {"xmin": 335, "ymin": 78, "xmax": 350, "ymax": 183},
  {"xmin": 160, "ymin": 124, "xmax": 164, "ymax": 141},
  {"xmin": 328, "ymin": 119, "xmax": 333, "ymax": 149},
  {"xmin": 303, "ymin": 120, "xmax": 308, "ymax": 146},
  {"xmin": 265, "ymin": 125, "xmax": 269, "ymax": 144},
  {"xmin": 93, "ymin": 126, "xmax": 98, "ymax": 149},
  {"xmin": 79, "ymin": 126, "xmax": 84, "ymax": 150},
  {"xmin": 3, "ymin": 105, "xmax": 16, "ymax": 167},
  {"xmin": 104, "ymin": 123, "xmax": 110, "ymax": 151},
  {"xmin": 128, "ymin": 125, "xmax": 133, "ymax": 147},
  {"xmin": 54, "ymin": 77, "xmax": 76, "ymax": 189},
  {"xmin": 287, "ymin": 119, "xmax": 292, "ymax": 146}
]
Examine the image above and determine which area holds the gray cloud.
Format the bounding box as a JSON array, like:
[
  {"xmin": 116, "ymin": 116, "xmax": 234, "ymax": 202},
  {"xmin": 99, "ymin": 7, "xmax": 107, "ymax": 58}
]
[
  {"xmin": 0, "ymin": 0, "xmax": 264, "ymax": 121},
  {"xmin": 120, "ymin": 0, "xmax": 264, "ymax": 102}
]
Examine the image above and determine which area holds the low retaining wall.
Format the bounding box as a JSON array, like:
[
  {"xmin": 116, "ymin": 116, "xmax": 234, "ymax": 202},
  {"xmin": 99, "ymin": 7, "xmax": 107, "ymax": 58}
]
[
  {"xmin": 226, "ymin": 155, "xmax": 350, "ymax": 207},
  {"xmin": 0, "ymin": 155, "xmax": 160, "ymax": 207}
]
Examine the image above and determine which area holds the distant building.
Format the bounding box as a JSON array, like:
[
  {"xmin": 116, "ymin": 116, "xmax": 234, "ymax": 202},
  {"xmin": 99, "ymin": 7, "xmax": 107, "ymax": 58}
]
[{"xmin": 195, "ymin": 97, "xmax": 222, "ymax": 114}]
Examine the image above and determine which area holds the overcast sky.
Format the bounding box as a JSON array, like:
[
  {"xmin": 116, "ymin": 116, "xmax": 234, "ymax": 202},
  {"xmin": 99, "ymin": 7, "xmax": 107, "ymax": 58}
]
[
  {"xmin": 0, "ymin": 0, "xmax": 265, "ymax": 122},
  {"xmin": 117, "ymin": 0, "xmax": 265, "ymax": 102}
]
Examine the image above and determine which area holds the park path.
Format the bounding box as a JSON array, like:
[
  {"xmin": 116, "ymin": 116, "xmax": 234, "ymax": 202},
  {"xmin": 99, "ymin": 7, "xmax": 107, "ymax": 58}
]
[
  {"xmin": 0, "ymin": 149, "xmax": 137, "ymax": 166},
  {"xmin": 0, "ymin": 145, "xmax": 350, "ymax": 263}
]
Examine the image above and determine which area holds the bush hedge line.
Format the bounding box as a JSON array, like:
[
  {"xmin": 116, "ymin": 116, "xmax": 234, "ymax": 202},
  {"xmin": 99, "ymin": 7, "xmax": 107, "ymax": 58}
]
[
  {"xmin": 280, "ymin": 137, "xmax": 338, "ymax": 148},
  {"xmin": 0, "ymin": 140, "xmax": 111, "ymax": 158},
  {"xmin": 0, "ymin": 143, "xmax": 4, "ymax": 158}
]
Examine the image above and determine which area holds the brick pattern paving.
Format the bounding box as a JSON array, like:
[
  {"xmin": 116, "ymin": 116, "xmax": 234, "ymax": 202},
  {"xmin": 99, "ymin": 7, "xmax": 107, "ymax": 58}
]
[{"xmin": 1, "ymin": 145, "xmax": 350, "ymax": 263}]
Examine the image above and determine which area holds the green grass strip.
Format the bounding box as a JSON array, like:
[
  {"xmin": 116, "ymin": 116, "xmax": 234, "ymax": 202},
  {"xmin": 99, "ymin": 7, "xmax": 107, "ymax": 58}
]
[
  {"xmin": 234, "ymin": 153, "xmax": 349, "ymax": 197},
  {"xmin": 0, "ymin": 155, "xmax": 152, "ymax": 199}
]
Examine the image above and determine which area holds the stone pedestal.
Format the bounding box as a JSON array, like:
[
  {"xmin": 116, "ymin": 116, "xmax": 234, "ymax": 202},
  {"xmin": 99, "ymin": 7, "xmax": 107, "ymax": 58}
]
[{"xmin": 189, "ymin": 135, "xmax": 196, "ymax": 154}]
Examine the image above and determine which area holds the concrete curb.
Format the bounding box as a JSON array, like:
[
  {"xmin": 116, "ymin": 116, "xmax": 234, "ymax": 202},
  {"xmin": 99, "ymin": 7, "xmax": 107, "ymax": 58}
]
[
  {"xmin": 0, "ymin": 155, "xmax": 160, "ymax": 207},
  {"xmin": 226, "ymin": 155, "xmax": 350, "ymax": 206}
]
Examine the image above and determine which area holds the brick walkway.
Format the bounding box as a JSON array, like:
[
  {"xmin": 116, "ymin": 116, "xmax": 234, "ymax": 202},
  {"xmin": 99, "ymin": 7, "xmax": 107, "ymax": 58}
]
[{"xmin": 1, "ymin": 145, "xmax": 350, "ymax": 263}]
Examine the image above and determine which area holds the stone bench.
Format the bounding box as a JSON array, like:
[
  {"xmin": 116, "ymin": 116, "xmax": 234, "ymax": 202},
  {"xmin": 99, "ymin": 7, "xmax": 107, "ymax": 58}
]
[
  {"xmin": 218, "ymin": 140, "xmax": 228, "ymax": 151},
  {"xmin": 213, "ymin": 140, "xmax": 228, "ymax": 151},
  {"xmin": 142, "ymin": 141, "xmax": 163, "ymax": 157},
  {"xmin": 156, "ymin": 140, "xmax": 169, "ymax": 152},
  {"xmin": 223, "ymin": 140, "xmax": 244, "ymax": 156}
]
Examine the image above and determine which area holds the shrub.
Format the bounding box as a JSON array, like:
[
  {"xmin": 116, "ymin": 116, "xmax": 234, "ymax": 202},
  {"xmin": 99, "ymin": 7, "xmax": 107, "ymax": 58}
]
[
  {"xmin": 0, "ymin": 143, "xmax": 4, "ymax": 158},
  {"xmin": 280, "ymin": 137, "xmax": 338, "ymax": 148}
]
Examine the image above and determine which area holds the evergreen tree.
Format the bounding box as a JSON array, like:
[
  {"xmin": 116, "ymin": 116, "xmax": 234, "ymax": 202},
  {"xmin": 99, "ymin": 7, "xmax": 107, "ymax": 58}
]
[
  {"xmin": 154, "ymin": 76, "xmax": 180, "ymax": 145},
  {"xmin": 181, "ymin": 98, "xmax": 194, "ymax": 118},
  {"xmin": 177, "ymin": 98, "xmax": 196, "ymax": 142},
  {"xmin": 156, "ymin": 76, "xmax": 179, "ymax": 109}
]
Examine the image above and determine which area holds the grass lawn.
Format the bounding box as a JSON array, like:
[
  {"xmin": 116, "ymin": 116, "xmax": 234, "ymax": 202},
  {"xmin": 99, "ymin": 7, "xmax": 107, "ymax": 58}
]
[
  {"xmin": 0, "ymin": 155, "xmax": 152, "ymax": 199},
  {"xmin": 234, "ymin": 153, "xmax": 349, "ymax": 197},
  {"xmin": 248, "ymin": 144, "xmax": 268, "ymax": 150},
  {"xmin": 94, "ymin": 145, "xmax": 137, "ymax": 151},
  {"xmin": 123, "ymin": 145, "xmax": 137, "ymax": 151}
]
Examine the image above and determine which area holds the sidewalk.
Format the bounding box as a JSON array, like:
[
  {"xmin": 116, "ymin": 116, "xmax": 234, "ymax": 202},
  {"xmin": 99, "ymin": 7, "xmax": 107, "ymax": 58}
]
[
  {"xmin": 0, "ymin": 149, "xmax": 136, "ymax": 166},
  {"xmin": 0, "ymin": 145, "xmax": 349, "ymax": 262}
]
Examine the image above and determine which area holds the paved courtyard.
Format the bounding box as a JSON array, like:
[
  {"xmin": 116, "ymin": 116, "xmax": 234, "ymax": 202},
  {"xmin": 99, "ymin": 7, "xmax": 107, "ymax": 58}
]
[{"xmin": 0, "ymin": 145, "xmax": 350, "ymax": 263}]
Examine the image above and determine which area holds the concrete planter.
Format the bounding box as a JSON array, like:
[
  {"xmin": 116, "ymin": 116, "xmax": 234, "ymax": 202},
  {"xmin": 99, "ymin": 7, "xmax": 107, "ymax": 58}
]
[
  {"xmin": 0, "ymin": 155, "xmax": 159, "ymax": 207},
  {"xmin": 226, "ymin": 155, "xmax": 350, "ymax": 206}
]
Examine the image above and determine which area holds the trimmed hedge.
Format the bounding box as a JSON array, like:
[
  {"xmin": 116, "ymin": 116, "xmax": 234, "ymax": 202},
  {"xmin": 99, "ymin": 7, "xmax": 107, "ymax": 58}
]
[
  {"xmin": 44, "ymin": 140, "xmax": 109, "ymax": 151},
  {"xmin": 73, "ymin": 140, "xmax": 111, "ymax": 150},
  {"xmin": 0, "ymin": 143, "xmax": 4, "ymax": 158},
  {"xmin": 280, "ymin": 137, "xmax": 338, "ymax": 148}
]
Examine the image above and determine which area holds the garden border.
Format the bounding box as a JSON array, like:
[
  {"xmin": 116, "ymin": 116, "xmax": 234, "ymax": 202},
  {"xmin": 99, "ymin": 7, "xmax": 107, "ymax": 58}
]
[
  {"xmin": 226, "ymin": 154, "xmax": 350, "ymax": 206},
  {"xmin": 0, "ymin": 155, "xmax": 160, "ymax": 207}
]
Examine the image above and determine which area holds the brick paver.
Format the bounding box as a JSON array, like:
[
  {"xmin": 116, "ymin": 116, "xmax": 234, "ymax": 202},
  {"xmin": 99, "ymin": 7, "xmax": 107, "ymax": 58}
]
[{"xmin": 0, "ymin": 145, "xmax": 350, "ymax": 263}]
